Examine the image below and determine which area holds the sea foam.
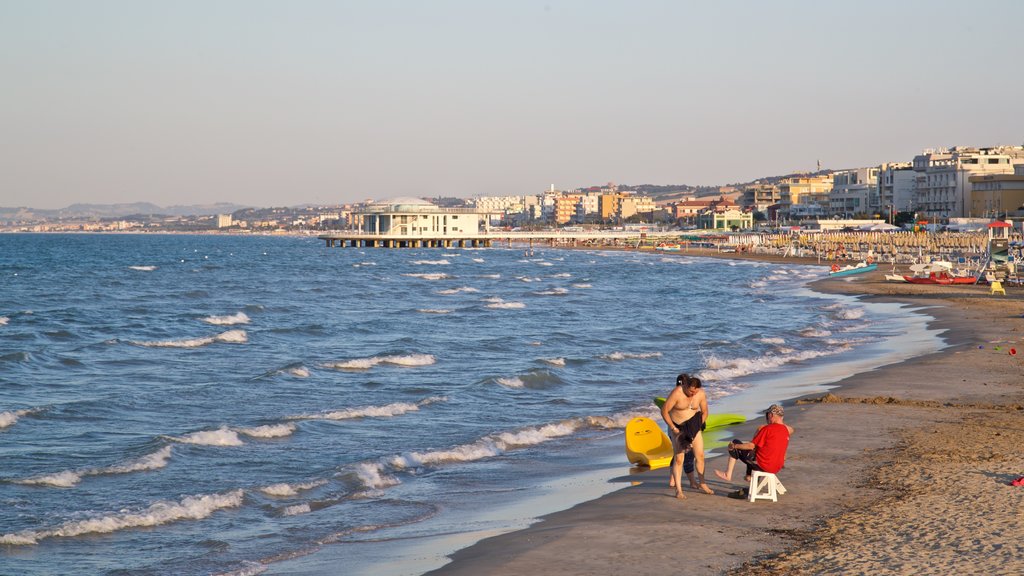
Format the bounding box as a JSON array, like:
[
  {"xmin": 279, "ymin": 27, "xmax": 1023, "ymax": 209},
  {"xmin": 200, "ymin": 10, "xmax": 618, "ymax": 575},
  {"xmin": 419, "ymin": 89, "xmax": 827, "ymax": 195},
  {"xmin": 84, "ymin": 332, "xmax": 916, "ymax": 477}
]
[
  {"xmin": 600, "ymin": 351, "xmax": 663, "ymax": 361},
  {"xmin": 202, "ymin": 312, "xmax": 251, "ymax": 325},
  {"xmin": 0, "ymin": 316, "xmax": 9, "ymax": 326},
  {"xmin": 0, "ymin": 490, "xmax": 245, "ymax": 545},
  {"xmin": 171, "ymin": 426, "xmax": 244, "ymax": 446},
  {"xmin": 322, "ymin": 353, "xmax": 436, "ymax": 370},
  {"xmin": 130, "ymin": 330, "xmax": 248, "ymax": 348},
  {"xmin": 291, "ymin": 397, "xmax": 445, "ymax": 421},
  {"xmin": 698, "ymin": 349, "xmax": 835, "ymax": 382},
  {"xmin": 401, "ymin": 273, "xmax": 450, "ymax": 280},
  {"xmin": 0, "ymin": 408, "xmax": 34, "ymax": 429},
  {"xmin": 259, "ymin": 479, "xmax": 327, "ymax": 497},
  {"xmin": 411, "ymin": 259, "xmax": 450, "ymax": 265},
  {"xmin": 129, "ymin": 265, "xmax": 157, "ymax": 271},
  {"xmin": 238, "ymin": 423, "xmax": 296, "ymax": 439},
  {"xmin": 16, "ymin": 446, "xmax": 173, "ymax": 488}
]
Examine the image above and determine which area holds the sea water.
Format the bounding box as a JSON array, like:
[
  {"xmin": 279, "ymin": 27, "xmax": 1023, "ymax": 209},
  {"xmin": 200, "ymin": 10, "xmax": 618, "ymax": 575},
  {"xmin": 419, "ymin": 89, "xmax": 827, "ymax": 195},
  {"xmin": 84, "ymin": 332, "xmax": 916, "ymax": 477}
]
[{"xmin": 0, "ymin": 234, "xmax": 942, "ymax": 575}]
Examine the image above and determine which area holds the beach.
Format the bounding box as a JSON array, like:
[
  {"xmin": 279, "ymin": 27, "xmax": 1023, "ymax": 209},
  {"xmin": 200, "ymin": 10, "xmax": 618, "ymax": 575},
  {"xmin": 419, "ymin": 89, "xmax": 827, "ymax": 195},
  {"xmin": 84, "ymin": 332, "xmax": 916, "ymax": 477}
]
[{"xmin": 430, "ymin": 261, "xmax": 1024, "ymax": 575}]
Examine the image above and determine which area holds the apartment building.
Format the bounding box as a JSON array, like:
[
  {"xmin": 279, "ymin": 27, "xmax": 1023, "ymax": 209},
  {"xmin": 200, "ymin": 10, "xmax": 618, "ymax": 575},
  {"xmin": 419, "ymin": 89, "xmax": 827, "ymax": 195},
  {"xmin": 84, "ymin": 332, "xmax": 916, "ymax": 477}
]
[
  {"xmin": 970, "ymin": 164, "xmax": 1024, "ymax": 218},
  {"xmin": 913, "ymin": 147, "xmax": 1015, "ymax": 218},
  {"xmin": 553, "ymin": 195, "xmax": 581, "ymax": 224},
  {"xmin": 877, "ymin": 162, "xmax": 916, "ymax": 216},
  {"xmin": 778, "ymin": 175, "xmax": 833, "ymax": 218},
  {"xmin": 828, "ymin": 167, "xmax": 879, "ymax": 217},
  {"xmin": 739, "ymin": 183, "xmax": 781, "ymax": 213}
]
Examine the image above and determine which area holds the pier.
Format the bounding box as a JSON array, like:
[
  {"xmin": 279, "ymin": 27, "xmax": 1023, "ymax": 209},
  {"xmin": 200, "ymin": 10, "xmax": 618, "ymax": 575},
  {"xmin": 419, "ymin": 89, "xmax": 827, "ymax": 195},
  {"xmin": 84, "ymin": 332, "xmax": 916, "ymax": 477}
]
[{"xmin": 317, "ymin": 230, "xmax": 662, "ymax": 249}]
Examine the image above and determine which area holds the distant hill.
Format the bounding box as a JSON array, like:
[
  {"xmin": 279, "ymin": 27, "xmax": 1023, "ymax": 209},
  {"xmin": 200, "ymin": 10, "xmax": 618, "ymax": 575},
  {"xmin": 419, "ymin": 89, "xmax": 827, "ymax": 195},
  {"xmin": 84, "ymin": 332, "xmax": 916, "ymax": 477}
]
[{"xmin": 0, "ymin": 202, "xmax": 251, "ymax": 221}]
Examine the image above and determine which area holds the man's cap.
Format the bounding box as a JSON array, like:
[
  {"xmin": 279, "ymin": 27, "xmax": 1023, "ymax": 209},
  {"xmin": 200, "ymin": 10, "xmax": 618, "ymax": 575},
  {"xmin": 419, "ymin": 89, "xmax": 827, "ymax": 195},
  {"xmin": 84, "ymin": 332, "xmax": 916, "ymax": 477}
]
[{"xmin": 766, "ymin": 404, "xmax": 784, "ymax": 417}]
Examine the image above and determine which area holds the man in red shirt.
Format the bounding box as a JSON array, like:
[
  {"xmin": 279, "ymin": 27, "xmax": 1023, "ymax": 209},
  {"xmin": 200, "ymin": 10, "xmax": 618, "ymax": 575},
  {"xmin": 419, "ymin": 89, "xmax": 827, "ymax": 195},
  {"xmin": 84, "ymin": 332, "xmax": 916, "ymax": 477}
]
[{"xmin": 714, "ymin": 404, "xmax": 793, "ymax": 483}]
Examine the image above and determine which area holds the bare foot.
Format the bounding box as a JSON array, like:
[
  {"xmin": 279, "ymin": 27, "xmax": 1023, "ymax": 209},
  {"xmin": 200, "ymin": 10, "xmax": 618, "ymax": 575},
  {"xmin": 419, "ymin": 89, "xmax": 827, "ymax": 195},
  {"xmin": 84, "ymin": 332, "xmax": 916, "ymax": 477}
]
[
  {"xmin": 714, "ymin": 469, "xmax": 731, "ymax": 482},
  {"xmin": 669, "ymin": 478, "xmax": 676, "ymax": 488},
  {"xmin": 688, "ymin": 480, "xmax": 699, "ymax": 489},
  {"xmin": 699, "ymin": 483, "xmax": 714, "ymax": 495},
  {"xmin": 675, "ymin": 491, "xmax": 686, "ymax": 500}
]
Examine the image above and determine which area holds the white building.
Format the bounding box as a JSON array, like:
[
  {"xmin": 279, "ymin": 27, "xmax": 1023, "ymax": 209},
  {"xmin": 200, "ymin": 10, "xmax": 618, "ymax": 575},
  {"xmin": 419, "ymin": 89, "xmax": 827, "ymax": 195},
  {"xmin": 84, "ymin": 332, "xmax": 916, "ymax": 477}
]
[
  {"xmin": 913, "ymin": 147, "xmax": 1015, "ymax": 218},
  {"xmin": 877, "ymin": 162, "xmax": 916, "ymax": 216},
  {"xmin": 356, "ymin": 197, "xmax": 487, "ymax": 237},
  {"xmin": 216, "ymin": 214, "xmax": 233, "ymax": 228},
  {"xmin": 828, "ymin": 167, "xmax": 879, "ymax": 217}
]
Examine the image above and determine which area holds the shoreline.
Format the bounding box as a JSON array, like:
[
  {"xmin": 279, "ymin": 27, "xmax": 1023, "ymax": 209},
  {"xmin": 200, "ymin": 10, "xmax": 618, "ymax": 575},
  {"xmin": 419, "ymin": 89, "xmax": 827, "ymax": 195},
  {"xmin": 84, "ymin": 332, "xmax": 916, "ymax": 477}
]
[{"xmin": 427, "ymin": 257, "xmax": 1023, "ymax": 574}]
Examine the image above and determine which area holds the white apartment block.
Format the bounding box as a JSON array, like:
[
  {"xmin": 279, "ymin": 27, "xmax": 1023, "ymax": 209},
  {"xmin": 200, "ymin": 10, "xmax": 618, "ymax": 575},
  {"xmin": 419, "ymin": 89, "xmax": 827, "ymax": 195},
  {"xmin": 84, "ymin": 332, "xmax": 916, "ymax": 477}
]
[
  {"xmin": 575, "ymin": 193, "xmax": 600, "ymax": 222},
  {"xmin": 913, "ymin": 147, "xmax": 1016, "ymax": 218},
  {"xmin": 828, "ymin": 167, "xmax": 879, "ymax": 217},
  {"xmin": 877, "ymin": 162, "xmax": 916, "ymax": 215},
  {"xmin": 473, "ymin": 195, "xmax": 531, "ymax": 224}
]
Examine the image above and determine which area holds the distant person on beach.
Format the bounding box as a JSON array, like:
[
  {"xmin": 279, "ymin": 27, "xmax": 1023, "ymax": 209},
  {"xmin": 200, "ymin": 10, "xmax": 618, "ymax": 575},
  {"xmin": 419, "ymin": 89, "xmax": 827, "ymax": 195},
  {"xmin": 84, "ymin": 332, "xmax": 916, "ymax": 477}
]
[
  {"xmin": 714, "ymin": 404, "xmax": 792, "ymax": 483},
  {"xmin": 661, "ymin": 373, "xmax": 713, "ymax": 499}
]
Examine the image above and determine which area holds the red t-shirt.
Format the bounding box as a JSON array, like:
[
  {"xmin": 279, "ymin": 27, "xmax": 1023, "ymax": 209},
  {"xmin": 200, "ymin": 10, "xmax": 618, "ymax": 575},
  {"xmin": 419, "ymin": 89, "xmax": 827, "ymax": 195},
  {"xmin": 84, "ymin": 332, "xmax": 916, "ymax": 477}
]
[{"xmin": 752, "ymin": 422, "xmax": 790, "ymax": 474}]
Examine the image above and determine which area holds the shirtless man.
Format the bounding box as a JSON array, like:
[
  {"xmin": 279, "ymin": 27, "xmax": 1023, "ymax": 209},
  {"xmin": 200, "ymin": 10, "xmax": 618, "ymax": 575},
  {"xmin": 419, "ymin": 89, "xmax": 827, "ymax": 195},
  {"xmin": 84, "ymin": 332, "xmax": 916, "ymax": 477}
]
[{"xmin": 660, "ymin": 373, "xmax": 714, "ymax": 499}]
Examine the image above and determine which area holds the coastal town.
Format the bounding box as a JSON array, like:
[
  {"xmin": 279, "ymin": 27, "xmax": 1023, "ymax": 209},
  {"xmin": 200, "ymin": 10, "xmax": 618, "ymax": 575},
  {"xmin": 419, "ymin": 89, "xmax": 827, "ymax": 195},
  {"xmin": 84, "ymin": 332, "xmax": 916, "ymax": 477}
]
[{"xmin": 4, "ymin": 144, "xmax": 1024, "ymax": 236}]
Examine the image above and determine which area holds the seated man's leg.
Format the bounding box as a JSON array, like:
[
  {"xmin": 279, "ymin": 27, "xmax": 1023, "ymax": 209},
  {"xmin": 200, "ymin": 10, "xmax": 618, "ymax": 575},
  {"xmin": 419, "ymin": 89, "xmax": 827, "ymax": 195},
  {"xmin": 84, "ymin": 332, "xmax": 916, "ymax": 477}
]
[{"xmin": 716, "ymin": 439, "xmax": 758, "ymax": 482}]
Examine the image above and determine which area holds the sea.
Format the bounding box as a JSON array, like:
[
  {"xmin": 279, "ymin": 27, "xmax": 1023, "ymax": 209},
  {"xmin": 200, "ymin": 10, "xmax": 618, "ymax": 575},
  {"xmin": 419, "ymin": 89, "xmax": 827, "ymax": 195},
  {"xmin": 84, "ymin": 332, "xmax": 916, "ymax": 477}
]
[{"xmin": 0, "ymin": 234, "xmax": 945, "ymax": 575}]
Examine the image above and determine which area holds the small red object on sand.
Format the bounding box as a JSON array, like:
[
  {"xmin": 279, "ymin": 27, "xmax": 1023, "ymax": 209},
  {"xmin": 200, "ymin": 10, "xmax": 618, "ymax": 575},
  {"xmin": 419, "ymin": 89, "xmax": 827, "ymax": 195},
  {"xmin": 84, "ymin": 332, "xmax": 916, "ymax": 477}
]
[
  {"xmin": 1011, "ymin": 476, "xmax": 1024, "ymax": 487},
  {"xmin": 1010, "ymin": 348, "xmax": 1017, "ymax": 356}
]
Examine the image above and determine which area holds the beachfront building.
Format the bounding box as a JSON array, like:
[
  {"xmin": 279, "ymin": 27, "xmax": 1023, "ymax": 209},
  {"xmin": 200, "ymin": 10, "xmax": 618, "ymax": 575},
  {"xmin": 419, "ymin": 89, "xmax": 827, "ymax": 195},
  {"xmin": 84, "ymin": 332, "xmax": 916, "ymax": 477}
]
[
  {"xmin": 913, "ymin": 147, "xmax": 1016, "ymax": 219},
  {"xmin": 778, "ymin": 175, "xmax": 833, "ymax": 220},
  {"xmin": 970, "ymin": 164, "xmax": 1024, "ymax": 218},
  {"xmin": 216, "ymin": 214, "xmax": 233, "ymax": 228},
  {"xmin": 554, "ymin": 195, "xmax": 581, "ymax": 225},
  {"xmin": 355, "ymin": 197, "xmax": 487, "ymax": 237},
  {"xmin": 739, "ymin": 183, "xmax": 781, "ymax": 213},
  {"xmin": 618, "ymin": 194, "xmax": 656, "ymax": 221},
  {"xmin": 878, "ymin": 162, "xmax": 917, "ymax": 218},
  {"xmin": 695, "ymin": 208, "xmax": 753, "ymax": 230},
  {"xmin": 828, "ymin": 167, "xmax": 879, "ymax": 218}
]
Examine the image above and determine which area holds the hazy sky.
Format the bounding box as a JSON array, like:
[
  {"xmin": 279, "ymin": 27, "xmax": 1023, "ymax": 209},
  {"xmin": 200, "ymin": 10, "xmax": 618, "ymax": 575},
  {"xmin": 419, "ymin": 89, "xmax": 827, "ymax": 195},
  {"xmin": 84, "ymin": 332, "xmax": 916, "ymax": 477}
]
[{"xmin": 2, "ymin": 0, "xmax": 1022, "ymax": 209}]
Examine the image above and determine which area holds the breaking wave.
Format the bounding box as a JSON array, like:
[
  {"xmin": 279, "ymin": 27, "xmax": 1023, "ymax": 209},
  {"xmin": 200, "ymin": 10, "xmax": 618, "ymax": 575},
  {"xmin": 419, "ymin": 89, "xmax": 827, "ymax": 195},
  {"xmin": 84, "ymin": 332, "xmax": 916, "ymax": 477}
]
[
  {"xmin": 800, "ymin": 327, "xmax": 832, "ymax": 338},
  {"xmin": 571, "ymin": 283, "xmax": 592, "ymax": 288},
  {"xmin": 541, "ymin": 357, "xmax": 566, "ymax": 366},
  {"xmin": 437, "ymin": 286, "xmax": 479, "ymax": 295},
  {"xmin": 534, "ymin": 288, "xmax": 569, "ymax": 296},
  {"xmin": 322, "ymin": 353, "xmax": 436, "ymax": 370},
  {"xmin": 290, "ymin": 397, "xmax": 445, "ymax": 421},
  {"xmin": 401, "ymin": 273, "xmax": 450, "ymax": 280},
  {"xmin": 411, "ymin": 259, "xmax": 450, "ymax": 265},
  {"xmin": 417, "ymin": 309, "xmax": 452, "ymax": 314},
  {"xmin": 129, "ymin": 265, "xmax": 157, "ymax": 271},
  {"xmin": 600, "ymin": 351, "xmax": 663, "ymax": 361},
  {"xmin": 259, "ymin": 479, "xmax": 327, "ymax": 497},
  {"xmin": 202, "ymin": 312, "xmax": 251, "ymax": 326},
  {"xmin": 697, "ymin": 348, "xmax": 837, "ymax": 382},
  {"xmin": 129, "ymin": 330, "xmax": 248, "ymax": 348},
  {"xmin": 16, "ymin": 447, "xmax": 174, "ymax": 488},
  {"xmin": 0, "ymin": 490, "xmax": 245, "ymax": 545},
  {"xmin": 238, "ymin": 423, "xmax": 296, "ymax": 438},
  {"xmin": 483, "ymin": 297, "xmax": 526, "ymax": 309},
  {"xmin": 0, "ymin": 408, "xmax": 37, "ymax": 429},
  {"xmin": 170, "ymin": 427, "xmax": 244, "ymax": 446},
  {"xmin": 0, "ymin": 316, "xmax": 8, "ymax": 326},
  {"xmin": 495, "ymin": 377, "xmax": 524, "ymax": 389}
]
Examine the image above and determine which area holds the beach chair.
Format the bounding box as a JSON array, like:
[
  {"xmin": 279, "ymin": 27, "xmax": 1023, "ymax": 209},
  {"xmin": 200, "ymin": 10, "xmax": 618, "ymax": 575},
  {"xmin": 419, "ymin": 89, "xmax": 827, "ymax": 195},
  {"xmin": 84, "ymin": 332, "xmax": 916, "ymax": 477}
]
[
  {"xmin": 991, "ymin": 281, "xmax": 1006, "ymax": 296},
  {"xmin": 748, "ymin": 471, "xmax": 786, "ymax": 503}
]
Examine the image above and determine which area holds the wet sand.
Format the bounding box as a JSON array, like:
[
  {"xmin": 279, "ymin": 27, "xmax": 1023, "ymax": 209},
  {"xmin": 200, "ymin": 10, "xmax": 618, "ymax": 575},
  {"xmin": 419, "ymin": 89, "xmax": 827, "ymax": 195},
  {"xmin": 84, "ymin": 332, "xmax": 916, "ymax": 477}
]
[{"xmin": 430, "ymin": 254, "xmax": 1024, "ymax": 575}]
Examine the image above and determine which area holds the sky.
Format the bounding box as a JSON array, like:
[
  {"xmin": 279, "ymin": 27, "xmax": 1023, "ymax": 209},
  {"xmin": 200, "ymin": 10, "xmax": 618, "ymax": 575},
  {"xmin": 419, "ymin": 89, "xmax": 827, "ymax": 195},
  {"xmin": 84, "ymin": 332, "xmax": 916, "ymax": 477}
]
[{"xmin": 2, "ymin": 0, "xmax": 1022, "ymax": 209}]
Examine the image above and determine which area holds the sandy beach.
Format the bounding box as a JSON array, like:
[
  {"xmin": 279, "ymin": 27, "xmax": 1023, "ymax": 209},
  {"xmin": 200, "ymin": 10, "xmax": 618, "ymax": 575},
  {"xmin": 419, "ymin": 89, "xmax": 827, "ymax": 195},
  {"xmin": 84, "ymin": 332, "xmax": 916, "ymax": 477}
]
[{"xmin": 429, "ymin": 255, "xmax": 1024, "ymax": 575}]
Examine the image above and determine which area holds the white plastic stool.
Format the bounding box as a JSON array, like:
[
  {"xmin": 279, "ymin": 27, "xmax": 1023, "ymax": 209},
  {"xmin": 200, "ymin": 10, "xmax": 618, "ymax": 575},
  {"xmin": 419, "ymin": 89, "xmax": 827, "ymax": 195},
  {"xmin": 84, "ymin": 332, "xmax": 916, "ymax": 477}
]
[{"xmin": 748, "ymin": 471, "xmax": 785, "ymax": 502}]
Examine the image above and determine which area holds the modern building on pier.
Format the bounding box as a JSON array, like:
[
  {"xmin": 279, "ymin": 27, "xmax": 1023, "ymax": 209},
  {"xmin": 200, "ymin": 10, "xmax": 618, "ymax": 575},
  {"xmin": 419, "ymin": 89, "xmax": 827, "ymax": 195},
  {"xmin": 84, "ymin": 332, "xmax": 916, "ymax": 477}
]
[{"xmin": 320, "ymin": 197, "xmax": 494, "ymax": 248}]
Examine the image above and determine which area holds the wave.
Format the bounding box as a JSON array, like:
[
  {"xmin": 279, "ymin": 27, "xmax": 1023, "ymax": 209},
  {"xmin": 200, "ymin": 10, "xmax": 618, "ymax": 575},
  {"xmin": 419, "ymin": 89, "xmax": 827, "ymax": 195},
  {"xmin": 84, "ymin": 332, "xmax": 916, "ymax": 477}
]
[
  {"xmin": 388, "ymin": 419, "xmax": 580, "ymax": 470},
  {"xmin": 15, "ymin": 446, "xmax": 174, "ymax": 488},
  {"xmin": 479, "ymin": 273, "xmax": 501, "ymax": 279},
  {"xmin": 835, "ymin": 308, "xmax": 865, "ymax": 320},
  {"xmin": 287, "ymin": 366, "xmax": 309, "ymax": 377},
  {"xmin": 259, "ymin": 479, "xmax": 327, "ymax": 497},
  {"xmin": 170, "ymin": 426, "xmax": 244, "ymax": 446},
  {"xmin": 0, "ymin": 490, "xmax": 245, "ymax": 545},
  {"xmin": 128, "ymin": 265, "xmax": 157, "ymax": 271},
  {"xmin": 238, "ymin": 423, "xmax": 296, "ymax": 438},
  {"xmin": 600, "ymin": 351, "xmax": 663, "ymax": 361},
  {"xmin": 534, "ymin": 288, "xmax": 569, "ymax": 296},
  {"xmin": 401, "ymin": 273, "xmax": 450, "ymax": 280},
  {"xmin": 322, "ymin": 353, "xmax": 436, "ymax": 370},
  {"xmin": 536, "ymin": 261, "xmax": 554, "ymax": 267},
  {"xmin": 799, "ymin": 327, "xmax": 832, "ymax": 338},
  {"xmin": 571, "ymin": 283, "xmax": 592, "ymax": 288},
  {"xmin": 129, "ymin": 329, "xmax": 248, "ymax": 348},
  {"xmin": 516, "ymin": 276, "xmax": 542, "ymax": 282},
  {"xmin": 0, "ymin": 408, "xmax": 37, "ymax": 429},
  {"xmin": 282, "ymin": 504, "xmax": 311, "ymax": 516},
  {"xmin": 550, "ymin": 273, "xmax": 571, "ymax": 278},
  {"xmin": 483, "ymin": 298, "xmax": 526, "ymax": 309},
  {"xmin": 472, "ymin": 258, "xmax": 485, "ymax": 263},
  {"xmin": 757, "ymin": 337, "xmax": 786, "ymax": 345},
  {"xmin": 437, "ymin": 286, "xmax": 479, "ymax": 295},
  {"xmin": 541, "ymin": 357, "xmax": 566, "ymax": 366},
  {"xmin": 290, "ymin": 396, "xmax": 445, "ymax": 421},
  {"xmin": 411, "ymin": 259, "xmax": 450, "ymax": 265},
  {"xmin": 353, "ymin": 462, "xmax": 401, "ymax": 490},
  {"xmin": 202, "ymin": 312, "xmax": 251, "ymax": 326},
  {"xmin": 0, "ymin": 316, "xmax": 9, "ymax": 326},
  {"xmin": 697, "ymin": 348, "xmax": 837, "ymax": 382},
  {"xmin": 495, "ymin": 377, "xmax": 524, "ymax": 389},
  {"xmin": 417, "ymin": 309, "xmax": 452, "ymax": 314}
]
